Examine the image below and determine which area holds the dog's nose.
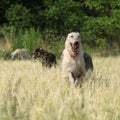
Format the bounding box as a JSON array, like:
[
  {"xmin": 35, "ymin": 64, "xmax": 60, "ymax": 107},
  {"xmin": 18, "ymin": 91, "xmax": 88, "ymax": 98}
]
[{"xmin": 74, "ymin": 41, "xmax": 79, "ymax": 45}]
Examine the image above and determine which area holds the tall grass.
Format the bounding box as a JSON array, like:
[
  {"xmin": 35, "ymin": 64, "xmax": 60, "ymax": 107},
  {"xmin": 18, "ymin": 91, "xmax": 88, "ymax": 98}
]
[
  {"xmin": 0, "ymin": 27, "xmax": 65, "ymax": 59},
  {"xmin": 13, "ymin": 28, "xmax": 43, "ymax": 53},
  {"xmin": 0, "ymin": 26, "xmax": 119, "ymax": 60},
  {"xmin": 0, "ymin": 57, "xmax": 120, "ymax": 120}
]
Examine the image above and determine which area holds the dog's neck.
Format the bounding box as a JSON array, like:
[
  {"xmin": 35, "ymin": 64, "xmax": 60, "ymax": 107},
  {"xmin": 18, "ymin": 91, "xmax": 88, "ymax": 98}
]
[{"xmin": 68, "ymin": 51, "xmax": 79, "ymax": 58}]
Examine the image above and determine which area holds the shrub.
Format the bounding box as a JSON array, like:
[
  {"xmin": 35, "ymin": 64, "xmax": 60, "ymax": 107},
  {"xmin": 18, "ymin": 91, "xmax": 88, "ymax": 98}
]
[{"xmin": 5, "ymin": 4, "xmax": 32, "ymax": 29}]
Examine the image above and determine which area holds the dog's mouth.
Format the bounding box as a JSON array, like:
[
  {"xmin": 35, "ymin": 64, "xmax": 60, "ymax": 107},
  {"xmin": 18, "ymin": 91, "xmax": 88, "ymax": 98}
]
[
  {"xmin": 70, "ymin": 41, "xmax": 79, "ymax": 52},
  {"xmin": 32, "ymin": 53, "xmax": 37, "ymax": 58}
]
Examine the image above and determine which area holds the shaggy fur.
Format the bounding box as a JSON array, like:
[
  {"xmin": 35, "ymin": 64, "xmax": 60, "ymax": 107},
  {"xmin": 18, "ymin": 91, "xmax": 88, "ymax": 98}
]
[
  {"xmin": 61, "ymin": 32, "xmax": 86, "ymax": 86},
  {"xmin": 32, "ymin": 48, "xmax": 57, "ymax": 67},
  {"xmin": 11, "ymin": 49, "xmax": 30, "ymax": 60},
  {"xmin": 61, "ymin": 51, "xmax": 93, "ymax": 72}
]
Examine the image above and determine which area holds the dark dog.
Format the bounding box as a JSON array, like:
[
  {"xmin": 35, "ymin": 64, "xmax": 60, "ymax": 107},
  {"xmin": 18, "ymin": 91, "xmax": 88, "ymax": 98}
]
[
  {"xmin": 32, "ymin": 48, "xmax": 57, "ymax": 67},
  {"xmin": 84, "ymin": 52, "xmax": 93, "ymax": 72}
]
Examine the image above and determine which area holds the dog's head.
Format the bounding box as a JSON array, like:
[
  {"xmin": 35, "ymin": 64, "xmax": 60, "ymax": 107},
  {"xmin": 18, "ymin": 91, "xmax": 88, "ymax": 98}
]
[
  {"xmin": 32, "ymin": 48, "xmax": 44, "ymax": 58},
  {"xmin": 65, "ymin": 32, "xmax": 82, "ymax": 56},
  {"xmin": 32, "ymin": 47, "xmax": 48, "ymax": 59}
]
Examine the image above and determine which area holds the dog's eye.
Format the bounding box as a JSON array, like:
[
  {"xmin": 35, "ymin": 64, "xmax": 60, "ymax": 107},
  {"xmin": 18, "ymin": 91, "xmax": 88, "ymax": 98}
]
[
  {"xmin": 70, "ymin": 35, "xmax": 73, "ymax": 38},
  {"xmin": 78, "ymin": 35, "xmax": 80, "ymax": 38}
]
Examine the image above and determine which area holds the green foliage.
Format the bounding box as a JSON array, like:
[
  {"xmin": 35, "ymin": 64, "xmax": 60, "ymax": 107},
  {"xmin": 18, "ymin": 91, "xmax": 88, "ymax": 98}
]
[
  {"xmin": 5, "ymin": 4, "xmax": 32, "ymax": 29},
  {"xmin": 13, "ymin": 28, "xmax": 42, "ymax": 53},
  {"xmin": 0, "ymin": 0, "xmax": 120, "ymax": 54},
  {"xmin": 42, "ymin": 0, "xmax": 84, "ymax": 33},
  {"xmin": 41, "ymin": 33, "xmax": 65, "ymax": 57},
  {"xmin": 1, "ymin": 51, "xmax": 11, "ymax": 60},
  {"xmin": 12, "ymin": 28, "xmax": 65, "ymax": 57}
]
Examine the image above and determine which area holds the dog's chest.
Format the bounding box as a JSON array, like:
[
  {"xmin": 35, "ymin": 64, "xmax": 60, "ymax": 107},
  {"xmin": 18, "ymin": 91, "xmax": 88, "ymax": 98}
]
[{"xmin": 64, "ymin": 56, "xmax": 83, "ymax": 72}]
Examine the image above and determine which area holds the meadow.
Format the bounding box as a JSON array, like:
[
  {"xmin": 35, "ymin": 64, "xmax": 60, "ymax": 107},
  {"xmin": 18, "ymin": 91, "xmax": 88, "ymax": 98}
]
[{"xmin": 0, "ymin": 56, "xmax": 120, "ymax": 120}]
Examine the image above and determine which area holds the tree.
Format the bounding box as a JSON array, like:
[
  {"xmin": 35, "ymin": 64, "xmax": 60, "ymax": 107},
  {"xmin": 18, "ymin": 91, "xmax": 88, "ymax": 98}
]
[{"xmin": 5, "ymin": 4, "xmax": 32, "ymax": 29}]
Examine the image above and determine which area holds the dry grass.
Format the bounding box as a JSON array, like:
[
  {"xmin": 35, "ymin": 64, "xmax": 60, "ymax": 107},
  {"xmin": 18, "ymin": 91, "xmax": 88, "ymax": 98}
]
[{"xmin": 0, "ymin": 57, "xmax": 120, "ymax": 120}]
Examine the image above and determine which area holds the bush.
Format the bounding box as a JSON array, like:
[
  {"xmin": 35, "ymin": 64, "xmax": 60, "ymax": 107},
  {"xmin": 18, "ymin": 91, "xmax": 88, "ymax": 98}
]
[
  {"xmin": 0, "ymin": 0, "xmax": 119, "ymax": 51},
  {"xmin": 5, "ymin": 4, "xmax": 32, "ymax": 29}
]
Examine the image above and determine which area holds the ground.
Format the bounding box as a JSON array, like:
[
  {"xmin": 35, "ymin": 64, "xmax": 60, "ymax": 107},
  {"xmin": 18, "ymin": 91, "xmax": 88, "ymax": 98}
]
[{"xmin": 0, "ymin": 57, "xmax": 120, "ymax": 120}]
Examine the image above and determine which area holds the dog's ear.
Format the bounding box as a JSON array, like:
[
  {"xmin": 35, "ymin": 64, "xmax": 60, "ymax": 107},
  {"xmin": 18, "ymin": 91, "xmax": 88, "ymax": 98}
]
[
  {"xmin": 35, "ymin": 48, "xmax": 40, "ymax": 52},
  {"xmin": 76, "ymin": 32, "xmax": 80, "ymax": 37},
  {"xmin": 76, "ymin": 32, "xmax": 80, "ymax": 34},
  {"xmin": 40, "ymin": 48, "xmax": 43, "ymax": 51},
  {"xmin": 67, "ymin": 32, "xmax": 75, "ymax": 38},
  {"xmin": 67, "ymin": 32, "xmax": 71, "ymax": 36},
  {"xmin": 77, "ymin": 33, "xmax": 80, "ymax": 39}
]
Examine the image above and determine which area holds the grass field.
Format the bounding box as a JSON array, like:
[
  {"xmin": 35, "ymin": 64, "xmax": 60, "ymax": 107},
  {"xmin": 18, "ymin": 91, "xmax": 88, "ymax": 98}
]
[{"xmin": 0, "ymin": 57, "xmax": 120, "ymax": 120}]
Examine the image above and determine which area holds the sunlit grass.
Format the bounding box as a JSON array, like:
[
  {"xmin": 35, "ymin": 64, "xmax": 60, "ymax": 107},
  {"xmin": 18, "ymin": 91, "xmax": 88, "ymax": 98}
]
[{"xmin": 0, "ymin": 57, "xmax": 120, "ymax": 120}]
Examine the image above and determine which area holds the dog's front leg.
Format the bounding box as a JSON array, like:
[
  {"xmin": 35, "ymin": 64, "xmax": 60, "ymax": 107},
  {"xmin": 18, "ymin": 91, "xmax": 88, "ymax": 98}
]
[
  {"xmin": 68, "ymin": 72, "xmax": 75, "ymax": 86},
  {"xmin": 75, "ymin": 76, "xmax": 84, "ymax": 87},
  {"xmin": 74, "ymin": 78, "xmax": 79, "ymax": 86}
]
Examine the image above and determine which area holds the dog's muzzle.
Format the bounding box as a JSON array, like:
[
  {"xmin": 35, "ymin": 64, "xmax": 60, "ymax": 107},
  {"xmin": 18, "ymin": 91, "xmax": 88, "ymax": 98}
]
[
  {"xmin": 32, "ymin": 53, "xmax": 36, "ymax": 58},
  {"xmin": 70, "ymin": 41, "xmax": 79, "ymax": 52}
]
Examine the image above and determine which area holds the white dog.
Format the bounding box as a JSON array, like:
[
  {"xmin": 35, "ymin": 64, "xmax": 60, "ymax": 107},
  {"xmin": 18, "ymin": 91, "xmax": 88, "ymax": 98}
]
[
  {"xmin": 11, "ymin": 48, "xmax": 30, "ymax": 60},
  {"xmin": 61, "ymin": 32, "xmax": 86, "ymax": 86}
]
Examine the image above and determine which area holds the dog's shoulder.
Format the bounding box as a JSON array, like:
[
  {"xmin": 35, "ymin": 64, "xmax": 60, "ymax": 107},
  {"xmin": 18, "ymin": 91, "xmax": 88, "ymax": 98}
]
[{"xmin": 62, "ymin": 49, "xmax": 70, "ymax": 57}]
